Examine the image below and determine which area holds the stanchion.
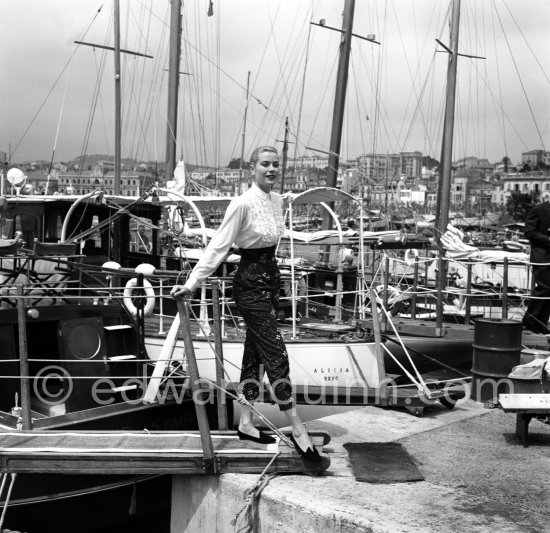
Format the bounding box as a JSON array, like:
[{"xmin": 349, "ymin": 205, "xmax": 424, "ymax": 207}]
[
  {"xmin": 211, "ymin": 281, "xmax": 228, "ymax": 430},
  {"xmin": 369, "ymin": 287, "xmax": 387, "ymax": 399},
  {"xmin": 16, "ymin": 285, "xmax": 32, "ymax": 430}
]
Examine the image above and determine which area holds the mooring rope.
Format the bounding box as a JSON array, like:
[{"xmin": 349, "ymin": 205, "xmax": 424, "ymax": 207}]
[{"xmin": 231, "ymin": 453, "xmax": 280, "ymax": 533}]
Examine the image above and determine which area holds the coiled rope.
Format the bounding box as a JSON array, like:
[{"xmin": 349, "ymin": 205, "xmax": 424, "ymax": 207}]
[{"xmin": 231, "ymin": 453, "xmax": 280, "ymax": 533}]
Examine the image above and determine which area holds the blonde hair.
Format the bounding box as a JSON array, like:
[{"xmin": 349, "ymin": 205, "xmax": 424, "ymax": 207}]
[{"xmin": 249, "ymin": 146, "xmax": 278, "ymax": 167}]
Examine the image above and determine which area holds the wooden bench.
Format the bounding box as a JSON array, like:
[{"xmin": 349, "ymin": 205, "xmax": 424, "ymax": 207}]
[{"xmin": 498, "ymin": 394, "xmax": 550, "ymax": 447}]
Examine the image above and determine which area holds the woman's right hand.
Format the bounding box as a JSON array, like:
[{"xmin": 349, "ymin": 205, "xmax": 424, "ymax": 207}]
[{"xmin": 171, "ymin": 285, "xmax": 191, "ymax": 298}]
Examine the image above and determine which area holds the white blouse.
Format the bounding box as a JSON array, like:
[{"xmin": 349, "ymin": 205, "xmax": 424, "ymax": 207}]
[{"xmin": 183, "ymin": 183, "xmax": 286, "ymax": 292}]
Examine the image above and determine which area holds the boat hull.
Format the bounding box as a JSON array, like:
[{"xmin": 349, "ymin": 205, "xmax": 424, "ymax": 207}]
[{"xmin": 145, "ymin": 330, "xmax": 474, "ymax": 404}]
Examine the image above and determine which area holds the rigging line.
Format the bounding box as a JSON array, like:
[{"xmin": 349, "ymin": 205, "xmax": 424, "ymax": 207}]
[
  {"xmin": 143, "ymin": 2, "xmax": 170, "ymax": 160},
  {"xmin": 185, "ymin": 10, "xmax": 211, "ymax": 167},
  {"xmin": 492, "ymin": 0, "xmax": 546, "ymax": 152},
  {"xmin": 78, "ymin": 9, "xmax": 114, "ymax": 177},
  {"xmin": 134, "ymin": 5, "xmax": 169, "ymax": 163},
  {"xmin": 479, "ymin": 1, "xmax": 489, "ymax": 160},
  {"xmin": 471, "ymin": 61, "xmax": 530, "ymax": 153},
  {"xmin": 372, "ymin": 0, "xmax": 387, "ymax": 157},
  {"xmin": 127, "ymin": 0, "xmax": 156, "ymax": 61},
  {"xmin": 179, "ymin": 34, "xmax": 273, "ymax": 117},
  {"xmin": 264, "ymin": 0, "xmax": 310, "ymax": 135},
  {"xmin": 75, "ymin": 35, "xmax": 108, "ymax": 182},
  {"xmin": 390, "ymin": 1, "xmax": 441, "ymax": 154},
  {"xmin": 489, "ymin": 5, "xmax": 508, "ymax": 159},
  {"xmin": 502, "ymin": 1, "xmax": 550, "ymax": 88},
  {"xmin": 293, "ymin": 3, "xmax": 316, "ymax": 164},
  {"xmin": 303, "ymin": 48, "xmax": 338, "ymax": 154},
  {"xmin": 248, "ymin": 0, "xmax": 281, "ymax": 112},
  {"xmin": 351, "ymin": 60, "xmax": 366, "ymax": 159},
  {"xmin": 401, "ymin": 40, "xmax": 445, "ymax": 155},
  {"xmin": 133, "ymin": 6, "xmax": 156, "ymax": 160},
  {"xmin": 48, "ymin": 74, "xmax": 71, "ymax": 177},
  {"xmin": 124, "ymin": 2, "xmax": 155, "ymax": 161},
  {"xmin": 9, "ymin": 4, "xmax": 105, "ymax": 161},
  {"xmin": 78, "ymin": 34, "xmax": 110, "ymax": 180}
]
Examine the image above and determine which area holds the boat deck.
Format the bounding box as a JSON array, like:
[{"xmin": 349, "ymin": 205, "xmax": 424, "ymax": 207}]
[
  {"xmin": 358, "ymin": 317, "xmax": 550, "ymax": 347},
  {"xmin": 0, "ymin": 430, "xmax": 329, "ymax": 475}
]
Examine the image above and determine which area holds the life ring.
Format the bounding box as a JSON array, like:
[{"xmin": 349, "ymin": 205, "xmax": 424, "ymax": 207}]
[
  {"xmin": 404, "ymin": 248, "xmax": 419, "ymax": 266},
  {"xmin": 123, "ymin": 278, "xmax": 155, "ymax": 317}
]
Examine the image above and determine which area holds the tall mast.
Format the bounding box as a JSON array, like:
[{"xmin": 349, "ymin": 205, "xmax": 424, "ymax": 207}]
[
  {"xmin": 75, "ymin": 3, "xmax": 153, "ymax": 196},
  {"xmin": 280, "ymin": 117, "xmax": 290, "ymax": 193},
  {"xmin": 114, "ymin": 0, "xmax": 121, "ymax": 195},
  {"xmin": 435, "ymin": 0, "xmax": 461, "ymax": 332},
  {"xmin": 165, "ymin": 0, "xmax": 183, "ymax": 184},
  {"xmin": 317, "ymin": 0, "xmax": 355, "ymax": 231},
  {"xmin": 326, "ymin": 0, "xmax": 355, "ymax": 191},
  {"xmin": 435, "ymin": 0, "xmax": 461, "ymax": 234},
  {"xmin": 238, "ymin": 70, "xmax": 251, "ymax": 195}
]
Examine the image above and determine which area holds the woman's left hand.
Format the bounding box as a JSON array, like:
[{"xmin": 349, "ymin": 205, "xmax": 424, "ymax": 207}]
[{"xmin": 171, "ymin": 285, "xmax": 191, "ymax": 298}]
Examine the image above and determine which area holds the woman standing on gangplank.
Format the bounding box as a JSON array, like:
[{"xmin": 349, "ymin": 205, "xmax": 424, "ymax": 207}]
[{"xmin": 171, "ymin": 146, "xmax": 323, "ymax": 471}]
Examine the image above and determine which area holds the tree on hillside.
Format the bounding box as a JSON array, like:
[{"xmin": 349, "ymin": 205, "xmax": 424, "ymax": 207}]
[
  {"xmin": 422, "ymin": 156, "xmax": 439, "ymax": 169},
  {"xmin": 505, "ymin": 190, "xmax": 538, "ymax": 222},
  {"xmin": 502, "ymin": 156, "xmax": 511, "ymax": 173},
  {"xmin": 228, "ymin": 157, "xmax": 247, "ymax": 169},
  {"xmin": 520, "ymin": 162, "xmax": 531, "ymax": 173}
]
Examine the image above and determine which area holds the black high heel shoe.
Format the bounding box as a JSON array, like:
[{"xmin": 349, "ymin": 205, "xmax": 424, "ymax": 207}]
[
  {"xmin": 290, "ymin": 433, "xmax": 322, "ymax": 464},
  {"xmin": 237, "ymin": 429, "xmax": 276, "ymax": 445}
]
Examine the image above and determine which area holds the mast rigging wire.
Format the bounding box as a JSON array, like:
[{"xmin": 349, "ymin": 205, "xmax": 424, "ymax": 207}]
[
  {"xmin": 491, "ymin": 0, "xmax": 546, "ymax": 153},
  {"xmin": 8, "ymin": 4, "xmax": 105, "ymax": 163}
]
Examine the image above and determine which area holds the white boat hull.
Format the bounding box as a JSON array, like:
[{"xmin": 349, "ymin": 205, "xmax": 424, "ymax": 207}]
[{"xmin": 145, "ymin": 335, "xmax": 384, "ymax": 396}]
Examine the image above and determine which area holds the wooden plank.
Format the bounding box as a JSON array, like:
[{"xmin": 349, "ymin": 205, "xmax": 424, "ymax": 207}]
[
  {"xmin": 177, "ymin": 299, "xmax": 215, "ymax": 471},
  {"xmin": 0, "ymin": 430, "xmax": 329, "ymax": 475},
  {"xmin": 499, "ymin": 393, "xmax": 550, "ymax": 412},
  {"xmin": 0, "ymin": 454, "xmax": 311, "ymax": 475}
]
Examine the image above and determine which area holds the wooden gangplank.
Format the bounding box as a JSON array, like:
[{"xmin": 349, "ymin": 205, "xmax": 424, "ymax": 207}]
[{"xmin": 0, "ymin": 430, "xmax": 330, "ymax": 475}]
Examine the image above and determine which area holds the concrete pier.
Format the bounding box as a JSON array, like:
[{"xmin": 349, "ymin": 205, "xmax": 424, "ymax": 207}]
[{"xmin": 171, "ymin": 399, "xmax": 550, "ymax": 532}]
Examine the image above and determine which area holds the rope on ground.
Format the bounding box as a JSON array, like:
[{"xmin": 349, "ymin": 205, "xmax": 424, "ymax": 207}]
[{"xmin": 231, "ymin": 453, "xmax": 280, "ymax": 533}]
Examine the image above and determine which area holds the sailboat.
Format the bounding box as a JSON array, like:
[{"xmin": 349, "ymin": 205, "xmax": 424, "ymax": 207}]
[
  {"xmin": 1, "ymin": 3, "xmax": 546, "ymax": 527},
  {"xmin": 135, "ymin": 0, "xmax": 469, "ymax": 415},
  {"xmin": 0, "ymin": 2, "xmax": 225, "ymax": 531}
]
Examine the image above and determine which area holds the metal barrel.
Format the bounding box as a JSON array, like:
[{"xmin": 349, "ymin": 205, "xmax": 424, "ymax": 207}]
[{"xmin": 470, "ymin": 318, "xmax": 522, "ymax": 402}]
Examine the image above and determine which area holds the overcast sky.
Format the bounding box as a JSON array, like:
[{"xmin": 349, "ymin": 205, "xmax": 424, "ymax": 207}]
[{"xmin": 1, "ymin": 0, "xmax": 549, "ymax": 168}]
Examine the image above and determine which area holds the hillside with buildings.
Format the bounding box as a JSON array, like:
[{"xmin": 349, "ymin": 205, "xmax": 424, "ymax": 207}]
[{"xmin": 1, "ymin": 149, "xmax": 549, "ymax": 218}]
